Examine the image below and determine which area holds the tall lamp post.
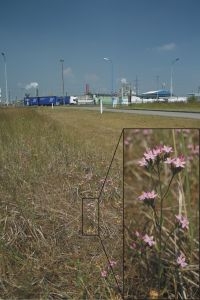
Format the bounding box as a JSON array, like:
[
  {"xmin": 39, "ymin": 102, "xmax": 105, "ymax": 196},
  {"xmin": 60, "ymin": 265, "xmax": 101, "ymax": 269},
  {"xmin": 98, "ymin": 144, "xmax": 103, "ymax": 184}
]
[
  {"xmin": 103, "ymin": 57, "xmax": 114, "ymax": 105},
  {"xmin": 1, "ymin": 52, "xmax": 8, "ymax": 106},
  {"xmin": 60, "ymin": 59, "xmax": 64, "ymax": 98},
  {"xmin": 170, "ymin": 58, "xmax": 179, "ymax": 98}
]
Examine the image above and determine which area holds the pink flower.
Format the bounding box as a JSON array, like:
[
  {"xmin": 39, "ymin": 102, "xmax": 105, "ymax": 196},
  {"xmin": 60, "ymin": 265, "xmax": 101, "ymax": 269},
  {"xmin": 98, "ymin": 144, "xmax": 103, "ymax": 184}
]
[
  {"xmin": 164, "ymin": 155, "xmax": 186, "ymax": 173},
  {"xmin": 162, "ymin": 145, "xmax": 173, "ymax": 154},
  {"xmin": 177, "ymin": 253, "xmax": 187, "ymax": 268},
  {"xmin": 147, "ymin": 190, "xmax": 158, "ymax": 199},
  {"xmin": 101, "ymin": 270, "xmax": 107, "ymax": 277},
  {"xmin": 135, "ymin": 231, "xmax": 140, "ymax": 237},
  {"xmin": 138, "ymin": 190, "xmax": 157, "ymax": 201},
  {"xmin": 130, "ymin": 242, "xmax": 136, "ymax": 249},
  {"xmin": 175, "ymin": 129, "xmax": 190, "ymax": 135},
  {"xmin": 138, "ymin": 191, "xmax": 148, "ymax": 201},
  {"xmin": 143, "ymin": 234, "xmax": 155, "ymax": 247},
  {"xmin": 138, "ymin": 190, "xmax": 157, "ymax": 207},
  {"xmin": 139, "ymin": 145, "xmax": 174, "ymax": 168},
  {"xmin": 153, "ymin": 145, "xmax": 163, "ymax": 156},
  {"xmin": 108, "ymin": 260, "xmax": 117, "ymax": 268},
  {"xmin": 188, "ymin": 144, "xmax": 199, "ymax": 155},
  {"xmin": 124, "ymin": 137, "xmax": 132, "ymax": 146},
  {"xmin": 138, "ymin": 157, "xmax": 148, "ymax": 167},
  {"xmin": 144, "ymin": 149, "xmax": 157, "ymax": 161},
  {"xmin": 139, "ymin": 144, "xmax": 175, "ymax": 169},
  {"xmin": 124, "ymin": 140, "xmax": 129, "ymax": 146},
  {"xmin": 175, "ymin": 215, "xmax": 189, "ymax": 230},
  {"xmin": 193, "ymin": 145, "xmax": 199, "ymax": 155},
  {"xmin": 164, "ymin": 157, "xmax": 174, "ymax": 164},
  {"xmin": 172, "ymin": 155, "xmax": 186, "ymax": 168},
  {"xmin": 132, "ymin": 129, "xmax": 140, "ymax": 134},
  {"xmin": 142, "ymin": 129, "xmax": 153, "ymax": 135}
]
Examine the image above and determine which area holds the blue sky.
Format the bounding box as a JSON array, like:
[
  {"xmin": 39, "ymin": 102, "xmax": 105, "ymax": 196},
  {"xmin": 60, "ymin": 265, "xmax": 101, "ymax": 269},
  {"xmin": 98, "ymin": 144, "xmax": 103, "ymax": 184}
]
[{"xmin": 0, "ymin": 0, "xmax": 200, "ymax": 99}]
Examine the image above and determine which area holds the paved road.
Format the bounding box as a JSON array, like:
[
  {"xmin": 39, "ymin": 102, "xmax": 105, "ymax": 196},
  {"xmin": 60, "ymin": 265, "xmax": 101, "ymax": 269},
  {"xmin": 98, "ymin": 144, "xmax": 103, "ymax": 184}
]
[{"xmin": 72, "ymin": 106, "xmax": 200, "ymax": 120}]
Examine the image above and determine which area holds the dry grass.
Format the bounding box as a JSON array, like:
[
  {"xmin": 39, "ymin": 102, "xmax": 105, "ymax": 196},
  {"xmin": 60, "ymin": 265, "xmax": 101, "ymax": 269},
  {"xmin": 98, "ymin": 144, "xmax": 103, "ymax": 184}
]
[
  {"xmin": 0, "ymin": 107, "xmax": 199, "ymax": 299},
  {"xmin": 43, "ymin": 106, "xmax": 200, "ymax": 130},
  {"xmin": 0, "ymin": 107, "xmax": 123, "ymax": 299}
]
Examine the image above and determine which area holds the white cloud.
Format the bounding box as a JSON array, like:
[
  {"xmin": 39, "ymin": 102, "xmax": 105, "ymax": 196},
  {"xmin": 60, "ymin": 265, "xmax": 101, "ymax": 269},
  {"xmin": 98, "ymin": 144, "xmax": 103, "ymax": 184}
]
[
  {"xmin": 25, "ymin": 82, "xmax": 39, "ymax": 90},
  {"xmin": 121, "ymin": 78, "xmax": 128, "ymax": 84},
  {"xmin": 157, "ymin": 42, "xmax": 176, "ymax": 51},
  {"xmin": 63, "ymin": 67, "xmax": 74, "ymax": 78}
]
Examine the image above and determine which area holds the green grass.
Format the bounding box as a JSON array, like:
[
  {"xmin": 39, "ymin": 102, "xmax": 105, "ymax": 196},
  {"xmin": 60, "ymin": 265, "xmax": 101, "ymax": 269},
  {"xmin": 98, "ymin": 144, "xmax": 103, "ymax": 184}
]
[
  {"xmin": 0, "ymin": 107, "xmax": 199, "ymax": 299},
  {"xmin": 42, "ymin": 105, "xmax": 200, "ymax": 128},
  {"xmin": 114, "ymin": 101, "xmax": 200, "ymax": 112}
]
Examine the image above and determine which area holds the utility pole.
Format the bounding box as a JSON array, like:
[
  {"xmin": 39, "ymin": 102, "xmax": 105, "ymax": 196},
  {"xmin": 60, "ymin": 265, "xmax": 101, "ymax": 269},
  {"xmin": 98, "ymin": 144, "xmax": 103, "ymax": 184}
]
[
  {"xmin": 1, "ymin": 52, "xmax": 8, "ymax": 106},
  {"xmin": 135, "ymin": 76, "xmax": 139, "ymax": 96},
  {"xmin": 170, "ymin": 58, "xmax": 179, "ymax": 98},
  {"xmin": 60, "ymin": 59, "xmax": 64, "ymax": 97},
  {"xmin": 103, "ymin": 57, "xmax": 114, "ymax": 105},
  {"xmin": 156, "ymin": 75, "xmax": 159, "ymax": 100}
]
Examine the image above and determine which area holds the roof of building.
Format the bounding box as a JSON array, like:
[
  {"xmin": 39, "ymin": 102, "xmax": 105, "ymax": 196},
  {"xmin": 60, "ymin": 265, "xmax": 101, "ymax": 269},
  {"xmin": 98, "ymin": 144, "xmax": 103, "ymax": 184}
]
[{"xmin": 140, "ymin": 90, "xmax": 171, "ymax": 98}]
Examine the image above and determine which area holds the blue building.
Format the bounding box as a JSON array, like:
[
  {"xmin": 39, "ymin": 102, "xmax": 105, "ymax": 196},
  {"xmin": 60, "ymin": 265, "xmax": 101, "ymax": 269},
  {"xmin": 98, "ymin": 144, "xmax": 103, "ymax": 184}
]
[{"xmin": 140, "ymin": 90, "xmax": 171, "ymax": 99}]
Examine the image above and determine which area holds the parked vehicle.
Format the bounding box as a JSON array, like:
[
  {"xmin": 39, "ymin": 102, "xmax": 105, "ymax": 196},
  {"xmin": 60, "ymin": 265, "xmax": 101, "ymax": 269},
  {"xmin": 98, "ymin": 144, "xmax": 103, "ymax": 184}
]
[
  {"xmin": 65, "ymin": 96, "xmax": 78, "ymax": 105},
  {"xmin": 24, "ymin": 97, "xmax": 39, "ymax": 106},
  {"xmin": 24, "ymin": 96, "xmax": 78, "ymax": 106},
  {"xmin": 76, "ymin": 94, "xmax": 94, "ymax": 104},
  {"xmin": 38, "ymin": 96, "xmax": 59, "ymax": 106}
]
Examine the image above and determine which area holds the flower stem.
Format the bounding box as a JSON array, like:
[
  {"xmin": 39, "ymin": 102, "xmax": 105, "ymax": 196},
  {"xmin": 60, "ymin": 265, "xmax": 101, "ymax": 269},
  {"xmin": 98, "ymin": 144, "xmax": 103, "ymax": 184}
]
[
  {"xmin": 156, "ymin": 162, "xmax": 163, "ymax": 291},
  {"xmin": 162, "ymin": 174, "xmax": 175, "ymax": 202}
]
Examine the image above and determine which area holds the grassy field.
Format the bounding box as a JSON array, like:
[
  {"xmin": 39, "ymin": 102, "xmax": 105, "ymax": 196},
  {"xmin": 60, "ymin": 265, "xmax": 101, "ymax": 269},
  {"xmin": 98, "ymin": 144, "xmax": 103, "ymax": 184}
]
[
  {"xmin": 0, "ymin": 107, "xmax": 199, "ymax": 299},
  {"xmin": 114, "ymin": 102, "xmax": 200, "ymax": 112}
]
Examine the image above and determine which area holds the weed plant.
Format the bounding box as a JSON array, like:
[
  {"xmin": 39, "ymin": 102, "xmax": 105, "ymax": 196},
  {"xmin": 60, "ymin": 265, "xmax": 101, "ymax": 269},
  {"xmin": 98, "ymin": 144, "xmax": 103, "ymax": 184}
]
[{"xmin": 124, "ymin": 129, "xmax": 199, "ymax": 299}]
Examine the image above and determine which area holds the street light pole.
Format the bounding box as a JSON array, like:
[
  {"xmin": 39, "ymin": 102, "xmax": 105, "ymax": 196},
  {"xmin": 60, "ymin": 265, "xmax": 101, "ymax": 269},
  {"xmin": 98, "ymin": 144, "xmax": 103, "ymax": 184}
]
[
  {"xmin": 156, "ymin": 75, "xmax": 159, "ymax": 100},
  {"xmin": 1, "ymin": 52, "xmax": 8, "ymax": 106},
  {"xmin": 60, "ymin": 59, "xmax": 64, "ymax": 98},
  {"xmin": 170, "ymin": 58, "xmax": 179, "ymax": 98},
  {"xmin": 103, "ymin": 57, "xmax": 114, "ymax": 105}
]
